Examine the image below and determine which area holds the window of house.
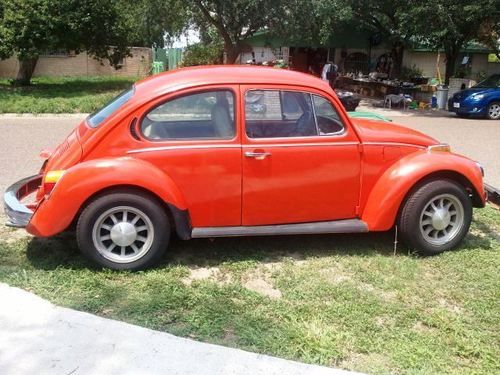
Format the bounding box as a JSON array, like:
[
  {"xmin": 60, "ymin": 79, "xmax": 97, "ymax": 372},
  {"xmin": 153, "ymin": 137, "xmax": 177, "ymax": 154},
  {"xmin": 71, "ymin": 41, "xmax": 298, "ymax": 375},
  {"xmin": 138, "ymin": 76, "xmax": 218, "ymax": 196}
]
[
  {"xmin": 141, "ymin": 90, "xmax": 235, "ymax": 140},
  {"xmin": 40, "ymin": 49, "xmax": 75, "ymax": 57},
  {"xmin": 245, "ymin": 90, "xmax": 344, "ymax": 138}
]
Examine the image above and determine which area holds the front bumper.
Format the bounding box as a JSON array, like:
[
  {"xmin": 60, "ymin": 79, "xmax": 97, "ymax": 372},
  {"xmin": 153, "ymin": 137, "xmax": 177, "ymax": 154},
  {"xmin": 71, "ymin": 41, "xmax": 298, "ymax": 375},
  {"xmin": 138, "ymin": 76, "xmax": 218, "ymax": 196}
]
[
  {"xmin": 447, "ymin": 99, "xmax": 487, "ymax": 116},
  {"xmin": 485, "ymin": 183, "xmax": 500, "ymax": 206},
  {"xmin": 4, "ymin": 175, "xmax": 42, "ymax": 227}
]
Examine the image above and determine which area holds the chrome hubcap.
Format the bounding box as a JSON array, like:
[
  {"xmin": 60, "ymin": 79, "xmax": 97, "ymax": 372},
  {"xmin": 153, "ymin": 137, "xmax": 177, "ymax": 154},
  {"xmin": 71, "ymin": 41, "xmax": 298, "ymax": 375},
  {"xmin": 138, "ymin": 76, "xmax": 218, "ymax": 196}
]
[
  {"xmin": 419, "ymin": 194, "xmax": 464, "ymax": 246},
  {"xmin": 92, "ymin": 206, "xmax": 154, "ymax": 263},
  {"xmin": 110, "ymin": 222, "xmax": 138, "ymax": 247},
  {"xmin": 489, "ymin": 104, "xmax": 500, "ymax": 119}
]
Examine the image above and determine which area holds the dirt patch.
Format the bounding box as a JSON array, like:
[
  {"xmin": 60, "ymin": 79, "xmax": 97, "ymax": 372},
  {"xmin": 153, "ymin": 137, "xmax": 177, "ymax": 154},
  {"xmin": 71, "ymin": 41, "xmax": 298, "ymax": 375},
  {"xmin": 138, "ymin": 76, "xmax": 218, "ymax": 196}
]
[
  {"xmin": 358, "ymin": 282, "xmax": 398, "ymax": 302},
  {"xmin": 320, "ymin": 265, "xmax": 352, "ymax": 284},
  {"xmin": 437, "ymin": 297, "xmax": 462, "ymax": 314},
  {"xmin": 374, "ymin": 315, "xmax": 396, "ymax": 328},
  {"xmin": 412, "ymin": 320, "xmax": 435, "ymax": 333},
  {"xmin": 339, "ymin": 352, "xmax": 394, "ymax": 373},
  {"xmin": 0, "ymin": 215, "xmax": 32, "ymax": 244},
  {"xmin": 243, "ymin": 278, "xmax": 282, "ymax": 299},
  {"xmin": 181, "ymin": 266, "xmax": 231, "ymax": 286}
]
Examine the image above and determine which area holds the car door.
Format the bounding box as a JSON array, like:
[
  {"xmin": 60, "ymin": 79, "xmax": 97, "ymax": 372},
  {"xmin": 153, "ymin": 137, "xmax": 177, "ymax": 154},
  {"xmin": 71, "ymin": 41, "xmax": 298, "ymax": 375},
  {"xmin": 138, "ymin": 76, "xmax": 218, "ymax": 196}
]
[
  {"xmin": 132, "ymin": 85, "xmax": 242, "ymax": 227},
  {"xmin": 241, "ymin": 85, "xmax": 361, "ymax": 226}
]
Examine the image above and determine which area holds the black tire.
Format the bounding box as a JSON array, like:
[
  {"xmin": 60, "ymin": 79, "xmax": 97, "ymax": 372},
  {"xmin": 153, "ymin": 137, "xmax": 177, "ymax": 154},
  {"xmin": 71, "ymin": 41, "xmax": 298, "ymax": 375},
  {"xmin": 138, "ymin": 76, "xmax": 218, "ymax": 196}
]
[
  {"xmin": 77, "ymin": 190, "xmax": 170, "ymax": 270},
  {"xmin": 486, "ymin": 101, "xmax": 500, "ymax": 120},
  {"xmin": 398, "ymin": 179, "xmax": 472, "ymax": 255}
]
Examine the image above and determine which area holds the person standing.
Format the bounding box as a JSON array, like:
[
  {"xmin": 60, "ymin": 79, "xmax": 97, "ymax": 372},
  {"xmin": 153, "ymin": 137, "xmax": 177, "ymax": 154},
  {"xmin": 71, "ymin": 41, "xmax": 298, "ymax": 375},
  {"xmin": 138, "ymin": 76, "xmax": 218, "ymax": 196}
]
[{"xmin": 321, "ymin": 61, "xmax": 338, "ymax": 88}]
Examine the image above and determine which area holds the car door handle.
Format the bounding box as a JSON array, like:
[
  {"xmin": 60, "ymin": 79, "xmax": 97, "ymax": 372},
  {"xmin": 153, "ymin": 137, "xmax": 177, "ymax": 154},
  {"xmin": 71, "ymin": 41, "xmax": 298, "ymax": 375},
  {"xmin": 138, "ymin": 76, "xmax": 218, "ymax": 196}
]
[{"xmin": 244, "ymin": 151, "xmax": 271, "ymax": 160}]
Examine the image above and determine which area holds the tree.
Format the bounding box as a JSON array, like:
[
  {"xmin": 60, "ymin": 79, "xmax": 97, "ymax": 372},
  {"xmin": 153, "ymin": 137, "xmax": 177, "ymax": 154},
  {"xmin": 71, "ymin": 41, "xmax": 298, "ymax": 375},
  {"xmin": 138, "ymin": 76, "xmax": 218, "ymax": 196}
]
[
  {"xmin": 345, "ymin": 0, "xmax": 417, "ymax": 78},
  {"xmin": 410, "ymin": 0, "xmax": 499, "ymax": 83},
  {"xmin": 0, "ymin": 0, "xmax": 133, "ymax": 85},
  {"xmin": 189, "ymin": 0, "xmax": 285, "ymax": 63}
]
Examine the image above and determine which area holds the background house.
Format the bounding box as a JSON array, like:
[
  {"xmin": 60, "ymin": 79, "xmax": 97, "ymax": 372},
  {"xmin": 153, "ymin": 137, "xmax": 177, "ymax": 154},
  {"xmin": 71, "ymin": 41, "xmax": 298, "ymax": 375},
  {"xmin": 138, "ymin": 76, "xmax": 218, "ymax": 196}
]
[
  {"xmin": 238, "ymin": 31, "xmax": 500, "ymax": 80},
  {"xmin": 0, "ymin": 47, "xmax": 152, "ymax": 78}
]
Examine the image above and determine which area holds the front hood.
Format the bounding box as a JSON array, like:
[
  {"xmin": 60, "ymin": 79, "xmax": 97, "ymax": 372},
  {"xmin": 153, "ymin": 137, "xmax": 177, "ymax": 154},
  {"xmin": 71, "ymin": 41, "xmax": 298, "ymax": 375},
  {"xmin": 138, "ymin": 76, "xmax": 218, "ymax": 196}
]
[
  {"xmin": 453, "ymin": 87, "xmax": 497, "ymax": 99},
  {"xmin": 351, "ymin": 118, "xmax": 438, "ymax": 147}
]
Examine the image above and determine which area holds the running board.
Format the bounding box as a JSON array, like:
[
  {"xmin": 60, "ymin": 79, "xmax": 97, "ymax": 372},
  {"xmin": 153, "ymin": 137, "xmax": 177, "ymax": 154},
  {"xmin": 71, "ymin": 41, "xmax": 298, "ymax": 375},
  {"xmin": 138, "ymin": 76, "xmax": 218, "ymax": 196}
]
[{"xmin": 191, "ymin": 219, "xmax": 368, "ymax": 238}]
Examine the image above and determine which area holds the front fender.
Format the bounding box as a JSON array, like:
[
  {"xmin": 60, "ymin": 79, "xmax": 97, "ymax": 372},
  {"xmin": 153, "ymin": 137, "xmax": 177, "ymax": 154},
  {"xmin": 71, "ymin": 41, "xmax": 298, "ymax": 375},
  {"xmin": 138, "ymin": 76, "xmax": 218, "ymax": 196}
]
[
  {"xmin": 27, "ymin": 157, "xmax": 187, "ymax": 237},
  {"xmin": 361, "ymin": 150, "xmax": 485, "ymax": 231}
]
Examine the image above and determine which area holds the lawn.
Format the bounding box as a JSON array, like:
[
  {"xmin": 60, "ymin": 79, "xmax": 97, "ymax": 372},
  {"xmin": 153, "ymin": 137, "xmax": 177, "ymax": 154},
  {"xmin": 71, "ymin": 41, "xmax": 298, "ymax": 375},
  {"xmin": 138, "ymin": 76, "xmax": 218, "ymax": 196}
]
[
  {"xmin": 0, "ymin": 206, "xmax": 499, "ymax": 374},
  {"xmin": 0, "ymin": 76, "xmax": 137, "ymax": 114}
]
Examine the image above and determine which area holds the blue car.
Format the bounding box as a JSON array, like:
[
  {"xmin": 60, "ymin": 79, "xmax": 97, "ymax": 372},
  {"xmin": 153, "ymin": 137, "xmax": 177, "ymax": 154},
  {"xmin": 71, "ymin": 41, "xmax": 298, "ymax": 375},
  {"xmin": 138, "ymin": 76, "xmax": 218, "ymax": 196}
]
[{"xmin": 448, "ymin": 74, "xmax": 500, "ymax": 119}]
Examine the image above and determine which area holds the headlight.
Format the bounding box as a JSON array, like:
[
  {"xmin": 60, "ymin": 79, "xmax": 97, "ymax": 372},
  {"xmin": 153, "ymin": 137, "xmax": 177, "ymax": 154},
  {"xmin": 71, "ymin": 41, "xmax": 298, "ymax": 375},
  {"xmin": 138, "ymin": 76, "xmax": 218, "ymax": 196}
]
[{"xmin": 471, "ymin": 94, "xmax": 485, "ymax": 100}]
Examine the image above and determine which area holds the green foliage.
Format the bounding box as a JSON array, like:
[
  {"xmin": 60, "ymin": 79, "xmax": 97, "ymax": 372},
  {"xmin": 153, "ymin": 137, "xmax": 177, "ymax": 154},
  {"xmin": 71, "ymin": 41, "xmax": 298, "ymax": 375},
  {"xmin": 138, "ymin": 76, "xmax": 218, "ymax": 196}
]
[
  {"xmin": 0, "ymin": 76, "xmax": 136, "ymax": 113},
  {"xmin": 0, "ymin": 0, "xmax": 135, "ymax": 84},
  {"xmin": 407, "ymin": 0, "xmax": 499, "ymax": 81},
  {"xmin": 400, "ymin": 65, "xmax": 424, "ymax": 80},
  {"xmin": 144, "ymin": 0, "xmax": 286, "ymax": 63},
  {"xmin": 180, "ymin": 42, "xmax": 223, "ymax": 67},
  {"xmin": 0, "ymin": 206, "xmax": 499, "ymax": 373}
]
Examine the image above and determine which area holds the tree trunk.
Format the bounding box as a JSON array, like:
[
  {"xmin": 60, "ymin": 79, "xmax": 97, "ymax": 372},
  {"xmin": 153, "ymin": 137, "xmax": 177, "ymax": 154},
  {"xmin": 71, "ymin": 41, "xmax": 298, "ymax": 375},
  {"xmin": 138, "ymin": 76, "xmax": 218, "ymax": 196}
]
[
  {"xmin": 15, "ymin": 57, "xmax": 39, "ymax": 85},
  {"xmin": 224, "ymin": 43, "xmax": 242, "ymax": 64},
  {"xmin": 444, "ymin": 46, "xmax": 460, "ymax": 84},
  {"xmin": 390, "ymin": 42, "xmax": 404, "ymax": 79}
]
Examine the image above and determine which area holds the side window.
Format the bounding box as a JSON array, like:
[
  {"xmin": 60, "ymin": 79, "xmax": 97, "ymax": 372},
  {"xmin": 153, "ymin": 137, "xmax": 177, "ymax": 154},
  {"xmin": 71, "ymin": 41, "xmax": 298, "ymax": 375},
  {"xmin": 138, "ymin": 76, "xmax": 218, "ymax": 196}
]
[
  {"xmin": 245, "ymin": 90, "xmax": 318, "ymax": 138},
  {"xmin": 312, "ymin": 95, "xmax": 345, "ymax": 135},
  {"xmin": 141, "ymin": 90, "xmax": 235, "ymax": 140}
]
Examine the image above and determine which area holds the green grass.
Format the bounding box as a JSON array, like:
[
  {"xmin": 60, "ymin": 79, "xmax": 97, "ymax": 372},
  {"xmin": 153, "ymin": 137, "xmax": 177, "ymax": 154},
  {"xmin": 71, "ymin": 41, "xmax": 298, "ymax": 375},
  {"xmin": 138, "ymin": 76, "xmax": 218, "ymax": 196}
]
[
  {"xmin": 1, "ymin": 207, "xmax": 499, "ymax": 374},
  {"xmin": 0, "ymin": 76, "xmax": 138, "ymax": 114}
]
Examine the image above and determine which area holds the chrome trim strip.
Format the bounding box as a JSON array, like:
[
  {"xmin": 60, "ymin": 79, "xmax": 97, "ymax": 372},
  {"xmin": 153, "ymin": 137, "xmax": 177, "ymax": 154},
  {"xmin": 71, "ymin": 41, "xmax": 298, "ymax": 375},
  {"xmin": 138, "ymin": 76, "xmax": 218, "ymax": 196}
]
[
  {"xmin": 127, "ymin": 144, "xmax": 240, "ymax": 154},
  {"xmin": 191, "ymin": 219, "xmax": 368, "ymax": 238},
  {"xmin": 243, "ymin": 141, "xmax": 358, "ymax": 148},
  {"xmin": 128, "ymin": 141, "xmax": 360, "ymax": 153},
  {"xmin": 4, "ymin": 175, "xmax": 42, "ymax": 228},
  {"xmin": 362, "ymin": 142, "xmax": 426, "ymax": 149}
]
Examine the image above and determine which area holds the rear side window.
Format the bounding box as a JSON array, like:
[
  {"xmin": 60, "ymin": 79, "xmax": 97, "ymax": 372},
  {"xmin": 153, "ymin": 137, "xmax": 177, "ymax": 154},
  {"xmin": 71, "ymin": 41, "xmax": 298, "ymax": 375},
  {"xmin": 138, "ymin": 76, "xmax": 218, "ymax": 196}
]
[
  {"xmin": 141, "ymin": 90, "xmax": 235, "ymax": 140},
  {"xmin": 87, "ymin": 87, "xmax": 134, "ymax": 128},
  {"xmin": 245, "ymin": 90, "xmax": 344, "ymax": 138}
]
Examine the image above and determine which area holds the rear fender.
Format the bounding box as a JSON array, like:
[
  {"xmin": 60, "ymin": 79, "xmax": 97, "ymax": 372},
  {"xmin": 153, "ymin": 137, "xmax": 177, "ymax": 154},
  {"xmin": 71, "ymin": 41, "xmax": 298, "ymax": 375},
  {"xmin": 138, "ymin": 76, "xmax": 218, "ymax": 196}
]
[
  {"xmin": 361, "ymin": 150, "xmax": 485, "ymax": 231},
  {"xmin": 28, "ymin": 157, "xmax": 187, "ymax": 237}
]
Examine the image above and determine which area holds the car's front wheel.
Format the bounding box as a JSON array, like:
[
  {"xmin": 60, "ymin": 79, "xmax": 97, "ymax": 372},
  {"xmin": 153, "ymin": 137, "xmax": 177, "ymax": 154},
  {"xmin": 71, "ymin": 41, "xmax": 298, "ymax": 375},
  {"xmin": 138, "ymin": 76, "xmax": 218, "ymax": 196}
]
[
  {"xmin": 487, "ymin": 102, "xmax": 500, "ymax": 120},
  {"xmin": 398, "ymin": 179, "xmax": 472, "ymax": 255},
  {"xmin": 76, "ymin": 190, "xmax": 170, "ymax": 270}
]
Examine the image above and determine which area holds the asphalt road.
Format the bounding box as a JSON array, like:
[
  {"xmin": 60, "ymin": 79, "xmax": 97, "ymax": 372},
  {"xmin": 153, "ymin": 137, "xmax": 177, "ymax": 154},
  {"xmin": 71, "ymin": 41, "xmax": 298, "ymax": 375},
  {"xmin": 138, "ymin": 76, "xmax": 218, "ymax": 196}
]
[{"xmin": 0, "ymin": 113, "xmax": 499, "ymax": 204}]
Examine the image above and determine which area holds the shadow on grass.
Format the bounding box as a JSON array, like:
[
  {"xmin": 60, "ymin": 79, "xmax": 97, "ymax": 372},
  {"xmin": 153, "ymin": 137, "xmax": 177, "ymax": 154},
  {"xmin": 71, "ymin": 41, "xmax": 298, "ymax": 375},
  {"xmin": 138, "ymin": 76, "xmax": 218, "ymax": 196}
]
[{"xmin": 25, "ymin": 219, "xmax": 495, "ymax": 271}]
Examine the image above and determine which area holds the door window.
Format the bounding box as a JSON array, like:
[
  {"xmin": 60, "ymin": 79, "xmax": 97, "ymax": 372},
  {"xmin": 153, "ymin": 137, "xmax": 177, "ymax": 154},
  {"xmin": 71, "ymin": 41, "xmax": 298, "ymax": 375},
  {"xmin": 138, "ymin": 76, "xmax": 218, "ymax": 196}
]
[
  {"xmin": 141, "ymin": 90, "xmax": 235, "ymax": 140},
  {"xmin": 245, "ymin": 90, "xmax": 344, "ymax": 138}
]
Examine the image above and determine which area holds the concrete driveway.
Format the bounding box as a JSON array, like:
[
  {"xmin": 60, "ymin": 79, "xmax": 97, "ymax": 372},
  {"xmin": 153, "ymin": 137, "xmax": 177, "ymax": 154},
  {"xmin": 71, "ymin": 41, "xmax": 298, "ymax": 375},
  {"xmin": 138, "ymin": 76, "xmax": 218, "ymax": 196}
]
[
  {"xmin": 0, "ymin": 283, "xmax": 356, "ymax": 375},
  {"xmin": 0, "ymin": 113, "xmax": 498, "ymax": 195}
]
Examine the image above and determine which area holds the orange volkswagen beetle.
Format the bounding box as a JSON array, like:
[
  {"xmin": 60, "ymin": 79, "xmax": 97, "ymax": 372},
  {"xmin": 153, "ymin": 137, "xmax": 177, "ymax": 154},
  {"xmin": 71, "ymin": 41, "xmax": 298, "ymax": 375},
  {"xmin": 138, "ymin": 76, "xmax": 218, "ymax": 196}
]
[{"xmin": 4, "ymin": 66, "xmax": 486, "ymax": 270}]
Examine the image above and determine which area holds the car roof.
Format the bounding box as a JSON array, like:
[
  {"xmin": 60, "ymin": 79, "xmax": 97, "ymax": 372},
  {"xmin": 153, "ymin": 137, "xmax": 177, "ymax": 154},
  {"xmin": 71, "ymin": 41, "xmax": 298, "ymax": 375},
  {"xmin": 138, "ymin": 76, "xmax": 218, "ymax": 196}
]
[{"xmin": 133, "ymin": 65, "xmax": 333, "ymax": 100}]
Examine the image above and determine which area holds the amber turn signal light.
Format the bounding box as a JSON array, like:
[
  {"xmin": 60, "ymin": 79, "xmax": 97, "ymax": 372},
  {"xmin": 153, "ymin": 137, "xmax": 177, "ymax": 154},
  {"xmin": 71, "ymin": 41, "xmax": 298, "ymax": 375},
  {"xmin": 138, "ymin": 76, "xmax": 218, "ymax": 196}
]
[
  {"xmin": 427, "ymin": 144, "xmax": 451, "ymax": 153},
  {"xmin": 43, "ymin": 170, "xmax": 65, "ymax": 195}
]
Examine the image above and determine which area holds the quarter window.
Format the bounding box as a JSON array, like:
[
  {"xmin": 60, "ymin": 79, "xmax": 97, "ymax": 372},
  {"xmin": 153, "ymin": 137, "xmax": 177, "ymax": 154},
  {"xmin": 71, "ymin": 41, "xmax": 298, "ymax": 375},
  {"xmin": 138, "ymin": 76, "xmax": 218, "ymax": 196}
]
[
  {"xmin": 312, "ymin": 95, "xmax": 344, "ymax": 135},
  {"xmin": 245, "ymin": 90, "xmax": 344, "ymax": 138},
  {"xmin": 141, "ymin": 90, "xmax": 235, "ymax": 140}
]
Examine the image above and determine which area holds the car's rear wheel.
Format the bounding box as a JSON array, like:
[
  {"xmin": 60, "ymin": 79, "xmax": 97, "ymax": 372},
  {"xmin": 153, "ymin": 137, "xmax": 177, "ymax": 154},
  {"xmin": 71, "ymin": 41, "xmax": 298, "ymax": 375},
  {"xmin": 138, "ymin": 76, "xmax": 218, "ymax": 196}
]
[
  {"xmin": 487, "ymin": 102, "xmax": 500, "ymax": 120},
  {"xmin": 398, "ymin": 179, "xmax": 472, "ymax": 255},
  {"xmin": 77, "ymin": 190, "xmax": 169, "ymax": 270}
]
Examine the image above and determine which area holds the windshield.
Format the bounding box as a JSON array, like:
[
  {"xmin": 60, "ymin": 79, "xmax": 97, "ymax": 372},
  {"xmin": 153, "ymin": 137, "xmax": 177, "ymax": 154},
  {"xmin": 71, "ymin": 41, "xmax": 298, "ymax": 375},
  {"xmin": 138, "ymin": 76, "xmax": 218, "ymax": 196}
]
[
  {"xmin": 87, "ymin": 87, "xmax": 135, "ymax": 128},
  {"xmin": 474, "ymin": 75, "xmax": 500, "ymax": 88}
]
